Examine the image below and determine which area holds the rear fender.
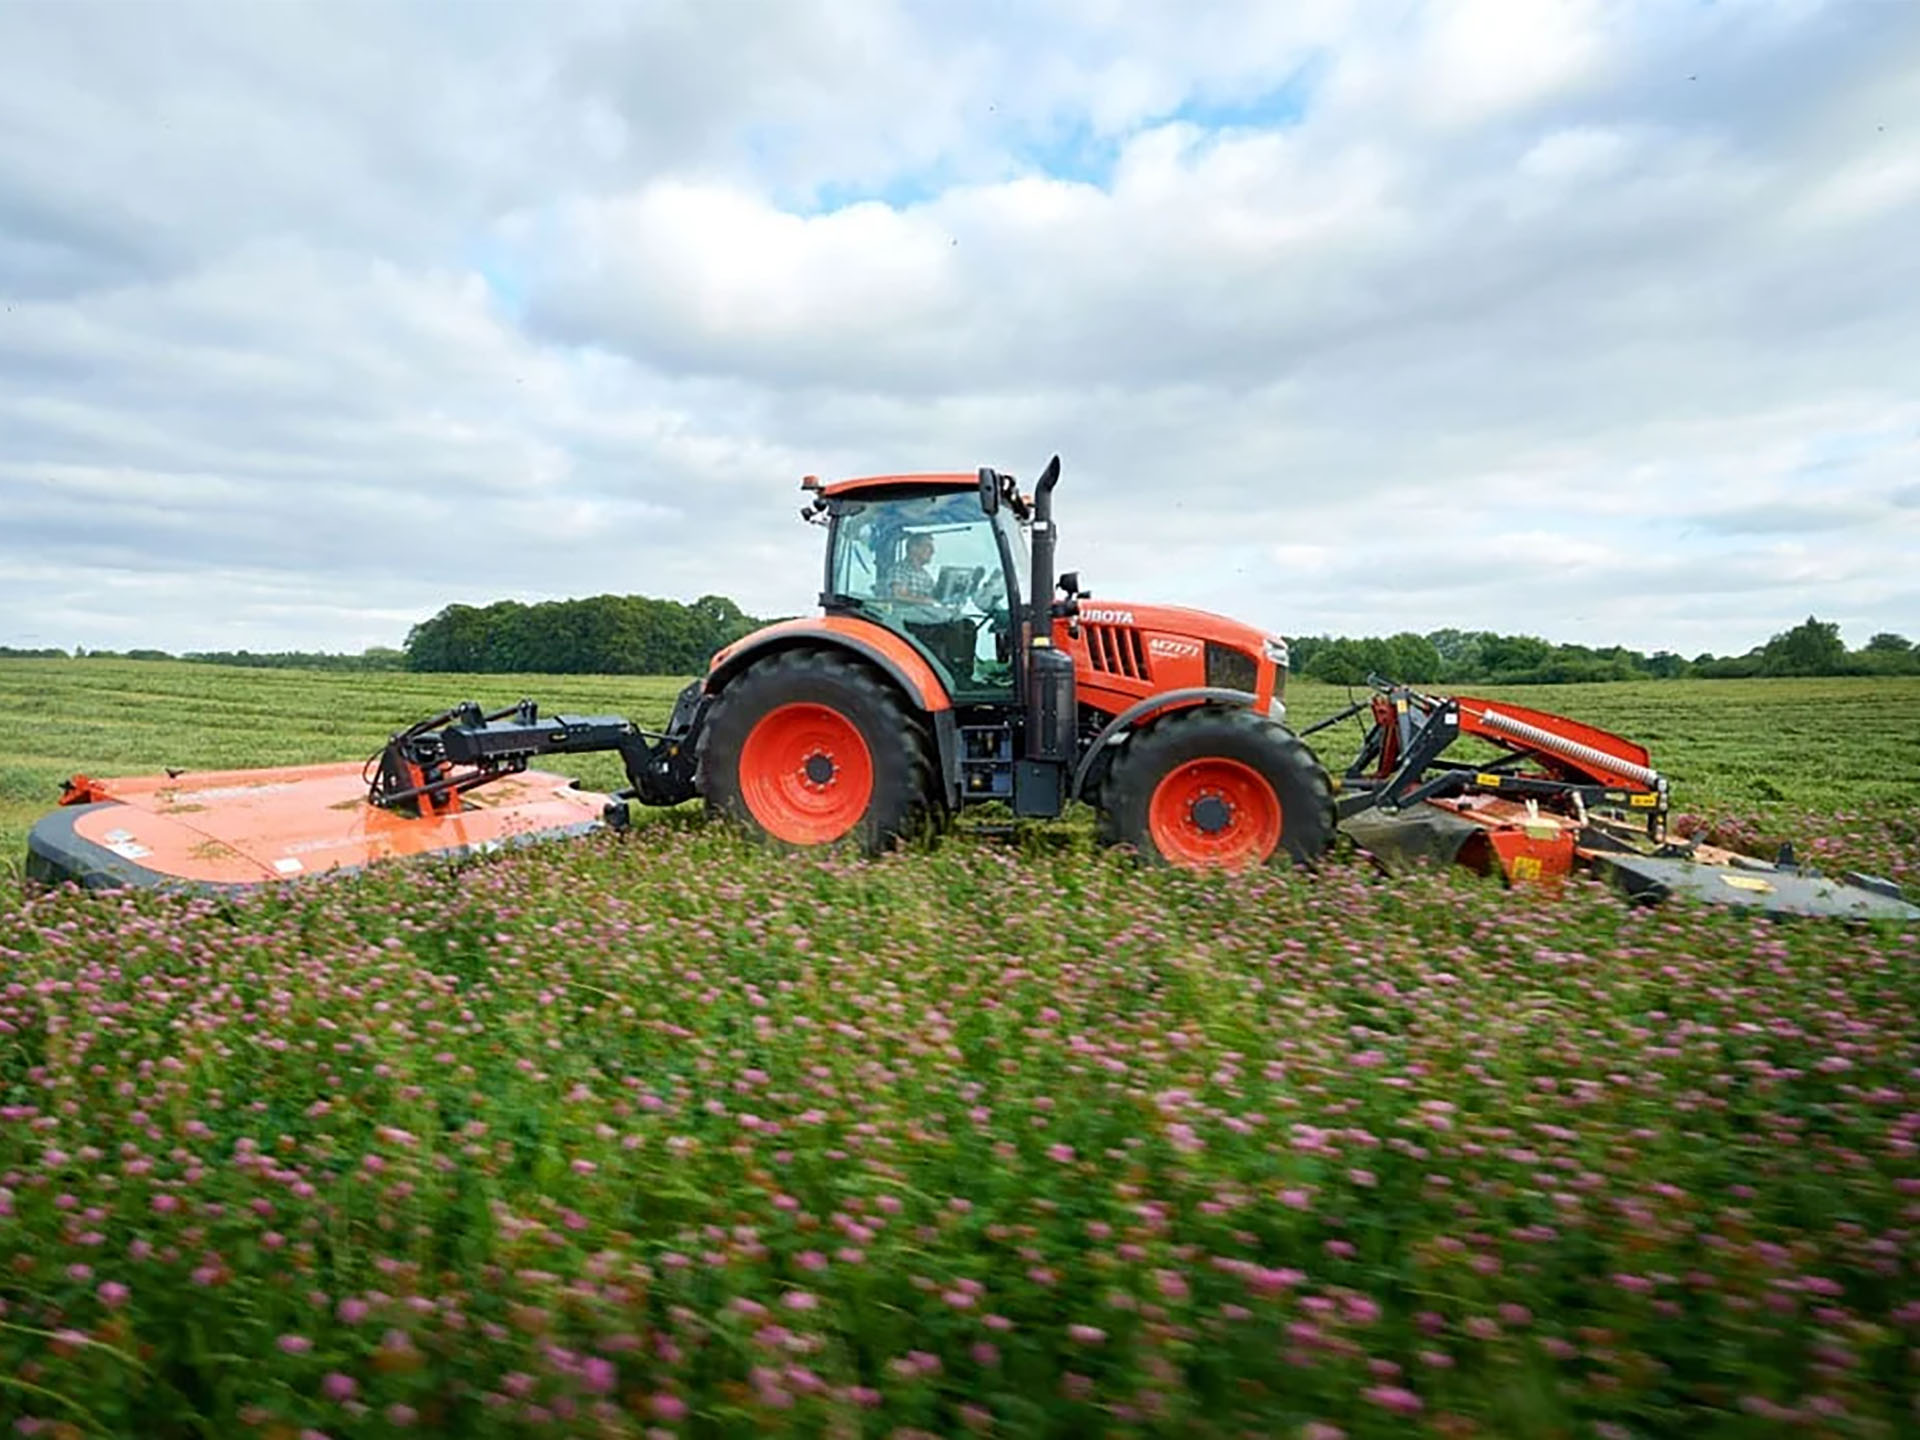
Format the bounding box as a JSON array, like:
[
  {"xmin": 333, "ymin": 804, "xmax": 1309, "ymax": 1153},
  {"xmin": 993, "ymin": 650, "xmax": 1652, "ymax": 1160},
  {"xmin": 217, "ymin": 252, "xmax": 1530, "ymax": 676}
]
[{"xmin": 705, "ymin": 619, "xmax": 961, "ymax": 807}]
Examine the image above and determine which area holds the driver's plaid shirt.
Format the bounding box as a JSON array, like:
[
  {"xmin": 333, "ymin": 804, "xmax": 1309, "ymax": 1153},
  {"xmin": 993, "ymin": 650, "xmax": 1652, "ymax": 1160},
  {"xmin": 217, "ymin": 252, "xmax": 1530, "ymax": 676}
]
[{"xmin": 895, "ymin": 564, "xmax": 934, "ymax": 598}]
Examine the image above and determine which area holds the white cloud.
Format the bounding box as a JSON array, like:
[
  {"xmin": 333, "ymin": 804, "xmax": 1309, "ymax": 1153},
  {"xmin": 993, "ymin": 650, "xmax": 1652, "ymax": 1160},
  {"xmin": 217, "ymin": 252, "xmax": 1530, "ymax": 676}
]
[
  {"xmin": 1801, "ymin": 152, "xmax": 1920, "ymax": 226},
  {"xmin": 1517, "ymin": 125, "xmax": 1633, "ymax": 183},
  {"xmin": 1, "ymin": 0, "xmax": 1916, "ymax": 660},
  {"xmin": 1411, "ymin": 0, "xmax": 1609, "ymax": 127}
]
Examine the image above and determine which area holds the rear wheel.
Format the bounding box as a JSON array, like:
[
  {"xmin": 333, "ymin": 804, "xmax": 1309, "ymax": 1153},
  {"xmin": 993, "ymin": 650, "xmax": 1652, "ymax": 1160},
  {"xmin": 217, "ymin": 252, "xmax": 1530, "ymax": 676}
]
[
  {"xmin": 699, "ymin": 649, "xmax": 936, "ymax": 852},
  {"xmin": 1098, "ymin": 707, "xmax": 1334, "ymax": 870}
]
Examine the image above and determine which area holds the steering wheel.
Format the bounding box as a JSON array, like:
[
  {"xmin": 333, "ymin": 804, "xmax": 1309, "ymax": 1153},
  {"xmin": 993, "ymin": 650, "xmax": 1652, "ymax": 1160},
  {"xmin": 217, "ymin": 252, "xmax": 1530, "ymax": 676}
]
[{"xmin": 887, "ymin": 592, "xmax": 960, "ymax": 624}]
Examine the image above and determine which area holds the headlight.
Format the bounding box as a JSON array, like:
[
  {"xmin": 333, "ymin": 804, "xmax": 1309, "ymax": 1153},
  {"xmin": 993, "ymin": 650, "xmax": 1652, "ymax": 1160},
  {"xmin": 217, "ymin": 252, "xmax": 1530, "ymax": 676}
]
[
  {"xmin": 1205, "ymin": 643, "xmax": 1258, "ymax": 692},
  {"xmin": 1263, "ymin": 637, "xmax": 1290, "ymax": 669}
]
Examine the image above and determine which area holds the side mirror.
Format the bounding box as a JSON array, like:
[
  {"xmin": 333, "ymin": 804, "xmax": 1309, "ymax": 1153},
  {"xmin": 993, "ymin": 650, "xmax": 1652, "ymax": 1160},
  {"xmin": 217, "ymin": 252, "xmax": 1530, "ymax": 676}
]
[
  {"xmin": 1058, "ymin": 571, "xmax": 1081, "ymax": 596},
  {"xmin": 977, "ymin": 467, "xmax": 999, "ymax": 515}
]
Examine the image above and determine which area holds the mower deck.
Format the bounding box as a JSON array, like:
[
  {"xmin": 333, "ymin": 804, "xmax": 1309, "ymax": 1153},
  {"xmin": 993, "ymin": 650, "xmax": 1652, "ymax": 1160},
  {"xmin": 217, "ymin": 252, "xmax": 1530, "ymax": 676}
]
[
  {"xmin": 1338, "ymin": 794, "xmax": 1919, "ymax": 922},
  {"xmin": 26, "ymin": 762, "xmax": 611, "ymax": 892}
]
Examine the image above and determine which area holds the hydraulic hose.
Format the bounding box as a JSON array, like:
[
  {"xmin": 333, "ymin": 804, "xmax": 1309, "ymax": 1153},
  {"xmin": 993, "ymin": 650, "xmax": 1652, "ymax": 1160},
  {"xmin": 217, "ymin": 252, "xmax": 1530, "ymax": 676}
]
[{"xmin": 1470, "ymin": 706, "xmax": 1662, "ymax": 790}]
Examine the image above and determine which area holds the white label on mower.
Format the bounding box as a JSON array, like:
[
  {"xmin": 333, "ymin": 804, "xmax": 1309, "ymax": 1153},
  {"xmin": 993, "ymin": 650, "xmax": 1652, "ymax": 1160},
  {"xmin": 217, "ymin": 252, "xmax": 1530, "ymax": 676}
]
[
  {"xmin": 106, "ymin": 840, "xmax": 151, "ymax": 860},
  {"xmin": 281, "ymin": 835, "xmax": 369, "ymax": 857},
  {"xmin": 274, "ymin": 857, "xmax": 304, "ymax": 875},
  {"xmin": 170, "ymin": 781, "xmax": 300, "ymax": 803}
]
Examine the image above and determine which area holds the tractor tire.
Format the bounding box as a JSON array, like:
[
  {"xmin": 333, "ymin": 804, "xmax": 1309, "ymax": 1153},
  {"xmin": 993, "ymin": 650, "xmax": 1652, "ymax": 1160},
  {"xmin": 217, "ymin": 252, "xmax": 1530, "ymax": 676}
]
[
  {"xmin": 698, "ymin": 648, "xmax": 936, "ymax": 854},
  {"xmin": 1098, "ymin": 706, "xmax": 1335, "ymax": 871}
]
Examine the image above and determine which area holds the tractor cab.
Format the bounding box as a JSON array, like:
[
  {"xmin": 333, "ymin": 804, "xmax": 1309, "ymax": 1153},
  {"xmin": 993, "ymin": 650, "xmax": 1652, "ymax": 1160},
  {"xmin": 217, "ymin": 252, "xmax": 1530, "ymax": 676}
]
[{"xmin": 805, "ymin": 472, "xmax": 1030, "ymax": 703}]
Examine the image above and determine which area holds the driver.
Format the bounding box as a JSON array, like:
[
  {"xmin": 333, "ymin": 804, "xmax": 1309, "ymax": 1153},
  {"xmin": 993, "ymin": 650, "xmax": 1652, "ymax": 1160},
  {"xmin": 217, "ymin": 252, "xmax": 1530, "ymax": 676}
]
[{"xmin": 890, "ymin": 533, "xmax": 942, "ymax": 608}]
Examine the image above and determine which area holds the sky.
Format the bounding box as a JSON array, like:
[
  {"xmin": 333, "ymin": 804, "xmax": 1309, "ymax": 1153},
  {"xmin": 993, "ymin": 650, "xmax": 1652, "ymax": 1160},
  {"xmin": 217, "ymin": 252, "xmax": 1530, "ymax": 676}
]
[{"xmin": 1, "ymin": 0, "xmax": 1916, "ymax": 659}]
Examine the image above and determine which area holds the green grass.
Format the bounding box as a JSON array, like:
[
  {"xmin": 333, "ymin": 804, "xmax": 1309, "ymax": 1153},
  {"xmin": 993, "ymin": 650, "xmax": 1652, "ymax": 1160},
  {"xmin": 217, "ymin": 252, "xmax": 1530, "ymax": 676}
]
[
  {"xmin": 1, "ymin": 660, "xmax": 1916, "ymax": 1436},
  {"xmin": 4, "ymin": 660, "xmax": 1915, "ymax": 871}
]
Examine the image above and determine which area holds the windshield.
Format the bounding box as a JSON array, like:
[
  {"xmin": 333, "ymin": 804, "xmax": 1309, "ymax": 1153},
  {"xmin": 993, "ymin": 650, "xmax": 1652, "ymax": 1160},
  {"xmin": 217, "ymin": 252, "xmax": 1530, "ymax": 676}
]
[{"xmin": 829, "ymin": 492, "xmax": 1018, "ymax": 700}]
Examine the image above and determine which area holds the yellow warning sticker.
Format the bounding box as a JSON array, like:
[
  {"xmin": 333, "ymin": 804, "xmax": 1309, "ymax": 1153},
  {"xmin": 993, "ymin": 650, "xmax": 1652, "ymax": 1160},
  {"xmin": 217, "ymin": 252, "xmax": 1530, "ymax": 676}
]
[
  {"xmin": 1630, "ymin": 793, "xmax": 1657, "ymax": 807},
  {"xmin": 1511, "ymin": 856, "xmax": 1544, "ymax": 881},
  {"xmin": 1720, "ymin": 874, "xmax": 1774, "ymax": 893},
  {"xmin": 1475, "ymin": 772, "xmax": 1503, "ymax": 787}
]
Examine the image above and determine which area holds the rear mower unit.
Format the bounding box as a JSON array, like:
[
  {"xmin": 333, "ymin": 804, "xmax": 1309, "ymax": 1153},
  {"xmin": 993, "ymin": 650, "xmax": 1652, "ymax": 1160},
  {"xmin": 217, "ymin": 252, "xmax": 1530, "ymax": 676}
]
[
  {"xmin": 21, "ymin": 456, "xmax": 1918, "ymax": 923},
  {"xmin": 1312, "ymin": 677, "xmax": 1917, "ymax": 922}
]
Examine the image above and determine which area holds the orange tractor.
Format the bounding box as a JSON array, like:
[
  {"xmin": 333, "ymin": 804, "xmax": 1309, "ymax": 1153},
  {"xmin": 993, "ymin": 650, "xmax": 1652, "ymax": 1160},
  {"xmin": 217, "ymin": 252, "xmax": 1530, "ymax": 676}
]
[
  {"xmin": 24, "ymin": 458, "xmax": 1920, "ymax": 921},
  {"xmin": 677, "ymin": 459, "xmax": 1334, "ymax": 867}
]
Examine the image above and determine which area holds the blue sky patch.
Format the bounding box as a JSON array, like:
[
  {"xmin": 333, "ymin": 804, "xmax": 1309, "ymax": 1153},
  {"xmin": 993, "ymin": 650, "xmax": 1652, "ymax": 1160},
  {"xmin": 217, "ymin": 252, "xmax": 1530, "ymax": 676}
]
[
  {"xmin": 785, "ymin": 53, "xmax": 1328, "ymax": 215},
  {"xmin": 464, "ymin": 235, "xmax": 529, "ymax": 321},
  {"xmin": 1166, "ymin": 52, "xmax": 1327, "ymax": 135}
]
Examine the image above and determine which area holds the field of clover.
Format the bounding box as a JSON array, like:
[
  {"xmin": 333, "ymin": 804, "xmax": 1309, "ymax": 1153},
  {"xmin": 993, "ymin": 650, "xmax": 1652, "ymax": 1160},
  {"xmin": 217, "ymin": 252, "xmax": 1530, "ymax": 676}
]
[{"xmin": 2, "ymin": 804, "xmax": 1917, "ymax": 1439}]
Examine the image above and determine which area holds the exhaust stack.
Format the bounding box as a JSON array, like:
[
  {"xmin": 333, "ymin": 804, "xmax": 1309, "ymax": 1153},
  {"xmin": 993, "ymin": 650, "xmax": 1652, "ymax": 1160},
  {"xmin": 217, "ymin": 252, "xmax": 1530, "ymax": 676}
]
[
  {"xmin": 1022, "ymin": 455, "xmax": 1073, "ymax": 772},
  {"xmin": 1027, "ymin": 454, "xmax": 1062, "ymax": 638}
]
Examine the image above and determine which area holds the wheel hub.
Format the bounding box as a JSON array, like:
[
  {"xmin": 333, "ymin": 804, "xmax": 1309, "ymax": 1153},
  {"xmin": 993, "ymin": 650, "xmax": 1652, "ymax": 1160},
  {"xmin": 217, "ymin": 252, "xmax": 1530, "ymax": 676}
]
[
  {"xmin": 737, "ymin": 701, "xmax": 876, "ymax": 845},
  {"xmin": 1144, "ymin": 755, "xmax": 1284, "ymax": 871},
  {"xmin": 1190, "ymin": 792, "xmax": 1233, "ymax": 834}
]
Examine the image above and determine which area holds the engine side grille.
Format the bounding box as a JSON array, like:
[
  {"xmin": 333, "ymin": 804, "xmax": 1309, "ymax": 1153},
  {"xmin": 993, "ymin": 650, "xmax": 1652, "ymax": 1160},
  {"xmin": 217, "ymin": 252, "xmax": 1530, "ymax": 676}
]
[{"xmin": 1083, "ymin": 624, "xmax": 1151, "ymax": 681}]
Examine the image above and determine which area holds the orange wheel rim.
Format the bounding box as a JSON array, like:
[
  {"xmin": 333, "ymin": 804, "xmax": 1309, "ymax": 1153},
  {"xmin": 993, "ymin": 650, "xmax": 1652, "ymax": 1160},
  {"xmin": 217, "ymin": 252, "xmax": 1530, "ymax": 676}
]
[
  {"xmin": 1145, "ymin": 757, "xmax": 1282, "ymax": 870},
  {"xmin": 737, "ymin": 703, "xmax": 874, "ymax": 844}
]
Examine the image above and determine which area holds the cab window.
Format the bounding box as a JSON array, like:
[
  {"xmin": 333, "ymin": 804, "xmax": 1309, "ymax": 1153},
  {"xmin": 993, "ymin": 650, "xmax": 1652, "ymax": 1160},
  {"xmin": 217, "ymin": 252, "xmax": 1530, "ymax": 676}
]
[{"xmin": 829, "ymin": 493, "xmax": 1017, "ymax": 700}]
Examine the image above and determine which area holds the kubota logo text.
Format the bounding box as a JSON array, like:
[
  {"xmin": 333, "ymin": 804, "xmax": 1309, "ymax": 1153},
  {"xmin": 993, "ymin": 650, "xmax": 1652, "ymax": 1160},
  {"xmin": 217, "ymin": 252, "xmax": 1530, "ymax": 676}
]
[{"xmin": 1080, "ymin": 608, "xmax": 1135, "ymax": 624}]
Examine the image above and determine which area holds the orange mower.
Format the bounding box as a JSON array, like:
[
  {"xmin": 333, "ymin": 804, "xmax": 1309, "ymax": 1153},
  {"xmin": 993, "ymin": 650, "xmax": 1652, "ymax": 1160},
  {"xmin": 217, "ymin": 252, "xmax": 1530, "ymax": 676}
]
[{"xmin": 24, "ymin": 459, "xmax": 1918, "ymax": 922}]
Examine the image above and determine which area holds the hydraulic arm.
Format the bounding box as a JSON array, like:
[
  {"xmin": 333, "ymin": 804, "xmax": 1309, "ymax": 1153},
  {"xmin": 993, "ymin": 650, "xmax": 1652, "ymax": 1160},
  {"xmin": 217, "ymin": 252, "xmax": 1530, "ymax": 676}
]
[
  {"xmin": 366, "ymin": 700, "xmax": 655, "ymax": 817},
  {"xmin": 367, "ymin": 689, "xmax": 707, "ymax": 820},
  {"xmin": 367, "ymin": 687, "xmax": 711, "ymax": 818}
]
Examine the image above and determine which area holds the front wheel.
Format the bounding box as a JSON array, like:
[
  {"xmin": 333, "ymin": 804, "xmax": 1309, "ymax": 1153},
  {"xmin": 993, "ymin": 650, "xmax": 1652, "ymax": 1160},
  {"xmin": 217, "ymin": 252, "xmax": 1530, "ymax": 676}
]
[
  {"xmin": 698, "ymin": 649, "xmax": 936, "ymax": 853},
  {"xmin": 1098, "ymin": 707, "xmax": 1335, "ymax": 870}
]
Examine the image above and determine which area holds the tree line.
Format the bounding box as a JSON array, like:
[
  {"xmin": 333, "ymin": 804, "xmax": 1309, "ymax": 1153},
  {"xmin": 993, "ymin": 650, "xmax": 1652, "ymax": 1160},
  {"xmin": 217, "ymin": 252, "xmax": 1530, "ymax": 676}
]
[
  {"xmin": 6, "ymin": 609, "xmax": 1912, "ymax": 683},
  {"xmin": 1289, "ymin": 616, "xmax": 1918, "ymax": 686},
  {"xmin": 0, "ymin": 595, "xmax": 770, "ymax": 675},
  {"xmin": 400, "ymin": 594, "xmax": 769, "ymax": 674}
]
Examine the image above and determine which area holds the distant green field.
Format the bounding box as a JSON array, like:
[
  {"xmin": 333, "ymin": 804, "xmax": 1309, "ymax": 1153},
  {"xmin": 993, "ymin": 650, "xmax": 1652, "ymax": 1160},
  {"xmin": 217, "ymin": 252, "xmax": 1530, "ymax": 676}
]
[
  {"xmin": 2, "ymin": 660, "xmax": 1916, "ymax": 870},
  {"xmin": 2, "ymin": 660, "xmax": 1917, "ymax": 1436}
]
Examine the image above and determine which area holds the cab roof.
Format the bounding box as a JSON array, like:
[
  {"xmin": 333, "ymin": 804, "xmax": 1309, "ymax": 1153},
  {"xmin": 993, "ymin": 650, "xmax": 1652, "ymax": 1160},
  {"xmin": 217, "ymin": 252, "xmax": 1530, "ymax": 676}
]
[{"xmin": 802, "ymin": 472, "xmax": 976, "ymax": 499}]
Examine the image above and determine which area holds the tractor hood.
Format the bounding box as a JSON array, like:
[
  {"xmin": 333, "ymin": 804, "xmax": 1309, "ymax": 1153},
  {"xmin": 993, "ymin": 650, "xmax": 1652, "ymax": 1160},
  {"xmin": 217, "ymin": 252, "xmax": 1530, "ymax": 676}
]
[{"xmin": 1066, "ymin": 600, "xmax": 1286, "ymax": 665}]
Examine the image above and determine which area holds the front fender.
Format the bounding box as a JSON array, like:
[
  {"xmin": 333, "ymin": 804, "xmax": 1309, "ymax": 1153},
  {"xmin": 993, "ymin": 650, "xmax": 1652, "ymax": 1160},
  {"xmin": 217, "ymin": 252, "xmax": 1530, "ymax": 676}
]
[{"xmin": 1070, "ymin": 687, "xmax": 1260, "ymax": 801}]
